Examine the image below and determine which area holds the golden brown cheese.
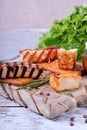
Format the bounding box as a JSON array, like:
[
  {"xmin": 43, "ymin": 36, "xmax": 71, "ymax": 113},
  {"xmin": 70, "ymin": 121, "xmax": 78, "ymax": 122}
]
[
  {"xmin": 50, "ymin": 73, "xmax": 81, "ymax": 92},
  {"xmin": 20, "ymin": 46, "xmax": 58, "ymax": 63},
  {"xmin": 38, "ymin": 59, "xmax": 83, "ymax": 76},
  {"xmin": 0, "ymin": 78, "xmax": 33, "ymax": 86},
  {"xmin": 58, "ymin": 48, "xmax": 78, "ymax": 70},
  {"xmin": 0, "ymin": 61, "xmax": 45, "ymax": 79}
]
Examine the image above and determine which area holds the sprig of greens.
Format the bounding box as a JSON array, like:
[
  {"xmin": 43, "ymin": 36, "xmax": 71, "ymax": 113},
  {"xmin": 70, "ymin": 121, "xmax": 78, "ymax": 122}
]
[
  {"xmin": 23, "ymin": 78, "xmax": 49, "ymax": 89},
  {"xmin": 38, "ymin": 6, "xmax": 87, "ymax": 62}
]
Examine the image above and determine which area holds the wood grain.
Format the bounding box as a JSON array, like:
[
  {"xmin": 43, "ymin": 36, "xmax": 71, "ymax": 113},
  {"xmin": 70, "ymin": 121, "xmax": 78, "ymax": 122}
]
[{"xmin": 0, "ymin": 76, "xmax": 87, "ymax": 119}]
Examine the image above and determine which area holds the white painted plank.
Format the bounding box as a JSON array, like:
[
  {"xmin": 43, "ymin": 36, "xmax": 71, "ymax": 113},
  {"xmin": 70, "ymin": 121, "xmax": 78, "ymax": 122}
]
[
  {"xmin": 0, "ymin": 89, "xmax": 87, "ymax": 130},
  {"xmin": 0, "ymin": 106, "xmax": 87, "ymax": 130}
]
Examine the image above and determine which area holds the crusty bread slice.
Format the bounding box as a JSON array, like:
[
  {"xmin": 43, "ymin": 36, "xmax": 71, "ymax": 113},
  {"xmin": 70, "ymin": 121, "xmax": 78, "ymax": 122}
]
[
  {"xmin": 50, "ymin": 73, "xmax": 81, "ymax": 92},
  {"xmin": 58, "ymin": 48, "xmax": 78, "ymax": 70}
]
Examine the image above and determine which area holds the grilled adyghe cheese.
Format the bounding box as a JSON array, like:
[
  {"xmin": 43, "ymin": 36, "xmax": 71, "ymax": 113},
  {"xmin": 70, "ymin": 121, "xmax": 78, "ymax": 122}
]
[
  {"xmin": 50, "ymin": 73, "xmax": 81, "ymax": 92},
  {"xmin": 58, "ymin": 48, "xmax": 78, "ymax": 70}
]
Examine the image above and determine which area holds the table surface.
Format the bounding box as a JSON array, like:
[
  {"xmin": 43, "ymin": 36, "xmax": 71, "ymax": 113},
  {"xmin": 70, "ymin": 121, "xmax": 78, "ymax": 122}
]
[{"xmin": 0, "ymin": 30, "xmax": 87, "ymax": 130}]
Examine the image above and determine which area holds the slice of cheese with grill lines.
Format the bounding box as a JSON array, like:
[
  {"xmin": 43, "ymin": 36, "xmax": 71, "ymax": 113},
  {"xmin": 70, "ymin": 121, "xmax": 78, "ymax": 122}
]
[{"xmin": 20, "ymin": 46, "xmax": 58, "ymax": 63}]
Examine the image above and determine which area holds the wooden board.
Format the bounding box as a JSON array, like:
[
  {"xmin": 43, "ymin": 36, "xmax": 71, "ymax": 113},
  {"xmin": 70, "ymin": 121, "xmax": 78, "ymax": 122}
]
[{"xmin": 0, "ymin": 76, "xmax": 87, "ymax": 119}]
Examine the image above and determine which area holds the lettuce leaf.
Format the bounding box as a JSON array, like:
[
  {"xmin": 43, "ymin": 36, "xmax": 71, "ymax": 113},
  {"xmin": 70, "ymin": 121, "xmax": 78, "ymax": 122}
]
[{"xmin": 38, "ymin": 6, "xmax": 87, "ymax": 62}]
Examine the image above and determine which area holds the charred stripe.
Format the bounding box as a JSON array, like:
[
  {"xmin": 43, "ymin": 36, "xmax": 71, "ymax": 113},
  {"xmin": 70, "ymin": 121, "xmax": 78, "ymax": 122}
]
[
  {"xmin": 21, "ymin": 66, "xmax": 27, "ymax": 77},
  {"xmin": 13, "ymin": 62, "xmax": 19, "ymax": 78},
  {"xmin": 6, "ymin": 66, "xmax": 14, "ymax": 78},
  {"xmin": 35, "ymin": 50, "xmax": 44, "ymax": 62},
  {"xmin": 0, "ymin": 67, "xmax": 3, "ymax": 78},
  {"xmin": 29, "ymin": 68, "xmax": 35, "ymax": 78},
  {"xmin": 35, "ymin": 68, "xmax": 43, "ymax": 79},
  {"xmin": 1, "ymin": 83, "xmax": 11, "ymax": 99},
  {"xmin": 23, "ymin": 51, "xmax": 29, "ymax": 60},
  {"xmin": 45, "ymin": 48, "xmax": 52, "ymax": 61},
  {"xmin": 28, "ymin": 51, "xmax": 37, "ymax": 63}
]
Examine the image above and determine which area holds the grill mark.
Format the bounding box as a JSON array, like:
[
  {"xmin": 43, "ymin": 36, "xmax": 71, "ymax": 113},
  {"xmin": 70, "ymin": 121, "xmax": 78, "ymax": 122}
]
[
  {"xmin": 10, "ymin": 85, "xmax": 16, "ymax": 101},
  {"xmin": 13, "ymin": 62, "xmax": 19, "ymax": 78},
  {"xmin": 29, "ymin": 68, "xmax": 35, "ymax": 78},
  {"xmin": 51, "ymin": 49, "xmax": 58, "ymax": 60},
  {"xmin": 58, "ymin": 102, "xmax": 69, "ymax": 111},
  {"xmin": 36, "ymin": 50, "xmax": 44, "ymax": 62},
  {"xmin": 6, "ymin": 65, "xmax": 14, "ymax": 78},
  {"xmin": 23, "ymin": 51, "xmax": 29, "ymax": 61},
  {"xmin": 6, "ymin": 68, "xmax": 10, "ymax": 78},
  {"xmin": 30, "ymin": 85, "xmax": 49, "ymax": 114},
  {"xmin": 30, "ymin": 94, "xmax": 41, "ymax": 114},
  {"xmin": 43, "ymin": 97, "xmax": 48, "ymax": 104},
  {"xmin": 2, "ymin": 63, "xmax": 8, "ymax": 78},
  {"xmin": 8, "ymin": 85, "xmax": 14, "ymax": 100},
  {"xmin": 35, "ymin": 68, "xmax": 43, "ymax": 79},
  {"xmin": 3, "ymin": 63, "xmax": 14, "ymax": 78},
  {"xmin": 45, "ymin": 49, "xmax": 52, "ymax": 61},
  {"xmin": 28, "ymin": 51, "xmax": 37, "ymax": 63},
  {"xmin": 46, "ymin": 48, "xmax": 57, "ymax": 61},
  {"xmin": 17, "ymin": 91, "xmax": 27, "ymax": 107},
  {"xmin": 68, "ymin": 93, "xmax": 78, "ymax": 105},
  {"xmin": 1, "ymin": 83, "xmax": 11, "ymax": 99},
  {"xmin": 0, "ymin": 67, "xmax": 3, "ymax": 77},
  {"xmin": 21, "ymin": 66, "xmax": 27, "ymax": 77}
]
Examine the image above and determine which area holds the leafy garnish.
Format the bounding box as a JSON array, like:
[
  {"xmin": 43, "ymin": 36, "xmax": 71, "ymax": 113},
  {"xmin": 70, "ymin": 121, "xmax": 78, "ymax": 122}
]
[
  {"xmin": 38, "ymin": 6, "xmax": 87, "ymax": 62},
  {"xmin": 23, "ymin": 78, "xmax": 49, "ymax": 89}
]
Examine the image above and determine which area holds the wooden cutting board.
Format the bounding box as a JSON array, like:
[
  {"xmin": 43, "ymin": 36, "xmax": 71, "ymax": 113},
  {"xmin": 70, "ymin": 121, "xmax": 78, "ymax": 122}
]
[{"xmin": 0, "ymin": 76, "xmax": 87, "ymax": 119}]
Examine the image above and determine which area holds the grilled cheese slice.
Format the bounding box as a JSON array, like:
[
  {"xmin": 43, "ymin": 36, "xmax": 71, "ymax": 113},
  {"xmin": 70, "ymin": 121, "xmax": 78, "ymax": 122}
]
[
  {"xmin": 50, "ymin": 73, "xmax": 81, "ymax": 92},
  {"xmin": 0, "ymin": 78, "xmax": 33, "ymax": 86},
  {"xmin": 58, "ymin": 48, "xmax": 78, "ymax": 70},
  {"xmin": 0, "ymin": 61, "xmax": 45, "ymax": 79},
  {"xmin": 20, "ymin": 47, "xmax": 58, "ymax": 63},
  {"xmin": 38, "ymin": 59, "xmax": 83, "ymax": 76}
]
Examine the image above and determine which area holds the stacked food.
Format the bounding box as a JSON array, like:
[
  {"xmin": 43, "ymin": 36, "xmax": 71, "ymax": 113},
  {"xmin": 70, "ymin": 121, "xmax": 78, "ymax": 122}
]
[
  {"xmin": 0, "ymin": 5, "xmax": 87, "ymax": 118},
  {"xmin": 0, "ymin": 47, "xmax": 83, "ymax": 91},
  {"xmin": 0, "ymin": 46, "xmax": 87, "ymax": 119}
]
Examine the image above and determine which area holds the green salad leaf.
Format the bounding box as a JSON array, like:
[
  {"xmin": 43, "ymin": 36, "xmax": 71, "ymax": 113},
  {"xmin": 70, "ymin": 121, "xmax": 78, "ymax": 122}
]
[{"xmin": 38, "ymin": 6, "xmax": 87, "ymax": 62}]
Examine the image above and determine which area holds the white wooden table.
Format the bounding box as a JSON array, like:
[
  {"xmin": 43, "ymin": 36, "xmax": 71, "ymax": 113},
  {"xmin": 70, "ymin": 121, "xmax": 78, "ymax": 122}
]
[{"xmin": 0, "ymin": 30, "xmax": 87, "ymax": 130}]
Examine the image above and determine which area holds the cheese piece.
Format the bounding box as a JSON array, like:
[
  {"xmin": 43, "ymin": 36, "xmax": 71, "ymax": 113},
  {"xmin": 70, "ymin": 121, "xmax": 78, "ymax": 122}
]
[
  {"xmin": 50, "ymin": 73, "xmax": 81, "ymax": 92},
  {"xmin": 20, "ymin": 47, "xmax": 58, "ymax": 63},
  {"xmin": 38, "ymin": 59, "xmax": 83, "ymax": 76},
  {"xmin": 0, "ymin": 78, "xmax": 33, "ymax": 86},
  {"xmin": 58, "ymin": 48, "xmax": 78, "ymax": 70}
]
